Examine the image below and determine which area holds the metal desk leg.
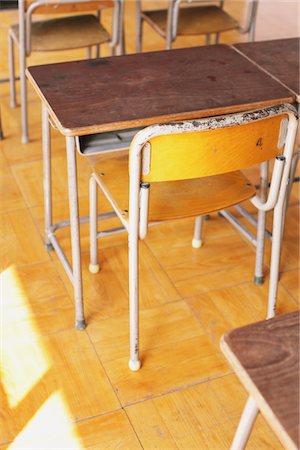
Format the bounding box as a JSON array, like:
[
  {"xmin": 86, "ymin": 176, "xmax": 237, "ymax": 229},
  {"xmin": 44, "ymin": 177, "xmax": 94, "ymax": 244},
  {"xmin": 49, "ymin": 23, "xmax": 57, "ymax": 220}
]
[
  {"xmin": 66, "ymin": 136, "xmax": 85, "ymax": 330},
  {"xmin": 42, "ymin": 104, "xmax": 53, "ymax": 251},
  {"xmin": 230, "ymin": 396, "xmax": 259, "ymax": 450}
]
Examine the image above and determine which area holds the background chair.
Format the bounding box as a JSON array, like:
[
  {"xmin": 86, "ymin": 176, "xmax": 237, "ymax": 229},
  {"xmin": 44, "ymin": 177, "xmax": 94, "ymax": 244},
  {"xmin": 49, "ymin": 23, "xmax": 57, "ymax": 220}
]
[
  {"xmin": 88, "ymin": 104, "xmax": 297, "ymax": 371},
  {"xmin": 136, "ymin": 0, "xmax": 259, "ymax": 51},
  {"xmin": 9, "ymin": 0, "xmax": 124, "ymax": 143}
]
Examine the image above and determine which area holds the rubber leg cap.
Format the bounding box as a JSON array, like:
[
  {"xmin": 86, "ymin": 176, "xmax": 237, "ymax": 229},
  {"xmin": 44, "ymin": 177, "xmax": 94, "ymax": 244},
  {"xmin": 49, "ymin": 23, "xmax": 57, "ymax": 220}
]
[
  {"xmin": 76, "ymin": 319, "xmax": 86, "ymax": 330},
  {"xmin": 254, "ymin": 276, "xmax": 264, "ymax": 286},
  {"xmin": 22, "ymin": 135, "xmax": 29, "ymax": 144},
  {"xmin": 192, "ymin": 238, "xmax": 203, "ymax": 249},
  {"xmin": 89, "ymin": 263, "xmax": 100, "ymax": 274},
  {"xmin": 129, "ymin": 359, "xmax": 141, "ymax": 371}
]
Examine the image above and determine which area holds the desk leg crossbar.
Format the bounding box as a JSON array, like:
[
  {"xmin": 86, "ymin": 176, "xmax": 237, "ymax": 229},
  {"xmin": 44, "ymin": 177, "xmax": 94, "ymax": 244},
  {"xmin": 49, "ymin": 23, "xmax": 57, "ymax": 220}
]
[{"xmin": 42, "ymin": 105, "xmax": 125, "ymax": 329}]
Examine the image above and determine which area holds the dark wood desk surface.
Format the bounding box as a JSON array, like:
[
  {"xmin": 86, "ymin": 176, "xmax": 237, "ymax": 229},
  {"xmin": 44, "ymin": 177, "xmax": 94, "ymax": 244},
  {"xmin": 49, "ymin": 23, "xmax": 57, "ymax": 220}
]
[
  {"xmin": 26, "ymin": 45, "xmax": 294, "ymax": 136},
  {"xmin": 234, "ymin": 38, "xmax": 300, "ymax": 102},
  {"xmin": 221, "ymin": 310, "xmax": 300, "ymax": 450}
]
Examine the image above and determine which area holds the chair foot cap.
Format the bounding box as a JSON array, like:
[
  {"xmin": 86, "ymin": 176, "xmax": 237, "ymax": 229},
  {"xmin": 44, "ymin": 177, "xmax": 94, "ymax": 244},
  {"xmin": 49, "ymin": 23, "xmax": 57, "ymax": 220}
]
[
  {"xmin": 254, "ymin": 276, "xmax": 264, "ymax": 285},
  {"xmin": 10, "ymin": 101, "xmax": 16, "ymax": 108},
  {"xmin": 76, "ymin": 319, "xmax": 86, "ymax": 330},
  {"xmin": 192, "ymin": 238, "xmax": 202, "ymax": 249},
  {"xmin": 22, "ymin": 135, "xmax": 29, "ymax": 144},
  {"xmin": 129, "ymin": 359, "xmax": 141, "ymax": 371},
  {"xmin": 89, "ymin": 263, "xmax": 100, "ymax": 274}
]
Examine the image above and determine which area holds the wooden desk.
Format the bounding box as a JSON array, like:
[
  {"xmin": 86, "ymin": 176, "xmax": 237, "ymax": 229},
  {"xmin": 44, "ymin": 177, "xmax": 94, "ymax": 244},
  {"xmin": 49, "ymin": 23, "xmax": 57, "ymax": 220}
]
[
  {"xmin": 221, "ymin": 310, "xmax": 300, "ymax": 450},
  {"xmin": 233, "ymin": 38, "xmax": 300, "ymax": 103},
  {"xmin": 26, "ymin": 44, "xmax": 296, "ymax": 328}
]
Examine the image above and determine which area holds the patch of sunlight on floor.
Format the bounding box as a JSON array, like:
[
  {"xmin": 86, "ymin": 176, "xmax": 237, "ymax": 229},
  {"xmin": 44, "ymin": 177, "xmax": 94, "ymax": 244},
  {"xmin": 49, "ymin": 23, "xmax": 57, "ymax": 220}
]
[
  {"xmin": 8, "ymin": 390, "xmax": 83, "ymax": 450},
  {"xmin": 1, "ymin": 266, "xmax": 49, "ymax": 408}
]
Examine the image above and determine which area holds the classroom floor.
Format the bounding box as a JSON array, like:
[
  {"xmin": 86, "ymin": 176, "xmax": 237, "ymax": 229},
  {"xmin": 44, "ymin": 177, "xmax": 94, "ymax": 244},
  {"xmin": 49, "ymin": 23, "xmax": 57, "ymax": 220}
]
[{"xmin": 0, "ymin": 2, "xmax": 299, "ymax": 449}]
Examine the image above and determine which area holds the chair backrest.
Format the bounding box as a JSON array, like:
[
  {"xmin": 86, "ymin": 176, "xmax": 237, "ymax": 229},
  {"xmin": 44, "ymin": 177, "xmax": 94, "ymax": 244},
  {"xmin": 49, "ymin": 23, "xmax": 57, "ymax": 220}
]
[
  {"xmin": 24, "ymin": 0, "xmax": 114, "ymax": 14},
  {"xmin": 129, "ymin": 104, "xmax": 297, "ymax": 183}
]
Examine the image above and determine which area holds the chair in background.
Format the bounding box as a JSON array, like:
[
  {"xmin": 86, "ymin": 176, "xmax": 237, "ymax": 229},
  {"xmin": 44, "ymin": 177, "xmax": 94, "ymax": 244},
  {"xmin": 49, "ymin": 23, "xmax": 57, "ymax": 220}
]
[
  {"xmin": 136, "ymin": 0, "xmax": 259, "ymax": 51},
  {"xmin": 9, "ymin": 0, "xmax": 124, "ymax": 144},
  {"xmin": 88, "ymin": 104, "xmax": 297, "ymax": 371}
]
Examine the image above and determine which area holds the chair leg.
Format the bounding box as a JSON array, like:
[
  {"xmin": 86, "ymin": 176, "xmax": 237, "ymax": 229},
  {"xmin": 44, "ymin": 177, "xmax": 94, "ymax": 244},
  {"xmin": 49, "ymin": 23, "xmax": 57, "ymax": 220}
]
[
  {"xmin": 231, "ymin": 396, "xmax": 259, "ymax": 450},
  {"xmin": 19, "ymin": 43, "xmax": 28, "ymax": 143},
  {"xmin": 267, "ymin": 203, "xmax": 284, "ymax": 319},
  {"xmin": 192, "ymin": 216, "xmax": 204, "ymax": 248},
  {"xmin": 95, "ymin": 44, "xmax": 101, "ymax": 58},
  {"xmin": 215, "ymin": 32, "xmax": 220, "ymax": 44},
  {"xmin": 89, "ymin": 174, "xmax": 100, "ymax": 274},
  {"xmin": 206, "ymin": 33, "xmax": 211, "ymax": 45},
  {"xmin": 128, "ymin": 225, "xmax": 141, "ymax": 371},
  {"xmin": 8, "ymin": 31, "xmax": 17, "ymax": 108},
  {"xmin": 87, "ymin": 46, "xmax": 92, "ymax": 59},
  {"xmin": 254, "ymin": 161, "xmax": 269, "ymax": 285}
]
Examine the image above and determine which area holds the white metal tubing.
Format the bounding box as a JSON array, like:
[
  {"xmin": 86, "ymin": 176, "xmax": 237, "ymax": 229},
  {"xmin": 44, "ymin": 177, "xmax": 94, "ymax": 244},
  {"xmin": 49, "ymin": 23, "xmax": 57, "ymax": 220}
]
[
  {"xmin": 166, "ymin": 0, "xmax": 175, "ymax": 49},
  {"xmin": 251, "ymin": 157, "xmax": 285, "ymax": 212},
  {"xmin": 254, "ymin": 161, "xmax": 268, "ymax": 284},
  {"xmin": 192, "ymin": 216, "xmax": 204, "ymax": 248},
  {"xmin": 89, "ymin": 175, "xmax": 99, "ymax": 270},
  {"xmin": 48, "ymin": 233, "xmax": 74, "ymax": 283},
  {"xmin": 8, "ymin": 31, "xmax": 16, "ymax": 108},
  {"xmin": 267, "ymin": 115, "xmax": 298, "ymax": 318},
  {"xmin": 230, "ymin": 396, "xmax": 259, "ymax": 450},
  {"xmin": 66, "ymin": 136, "xmax": 85, "ymax": 330},
  {"xmin": 51, "ymin": 211, "xmax": 116, "ymax": 231},
  {"xmin": 128, "ymin": 142, "xmax": 143, "ymax": 371},
  {"xmin": 116, "ymin": 0, "xmax": 125, "ymax": 55},
  {"xmin": 239, "ymin": 0, "xmax": 259, "ymax": 37},
  {"xmin": 93, "ymin": 172, "xmax": 129, "ymax": 230},
  {"xmin": 139, "ymin": 182, "xmax": 150, "ymax": 240},
  {"xmin": 42, "ymin": 104, "xmax": 53, "ymax": 250},
  {"xmin": 234, "ymin": 205, "xmax": 272, "ymax": 239},
  {"xmin": 87, "ymin": 46, "xmax": 92, "ymax": 59},
  {"xmin": 219, "ymin": 210, "xmax": 257, "ymax": 245},
  {"xmin": 19, "ymin": 0, "xmax": 29, "ymax": 144},
  {"xmin": 135, "ymin": 0, "xmax": 142, "ymax": 52}
]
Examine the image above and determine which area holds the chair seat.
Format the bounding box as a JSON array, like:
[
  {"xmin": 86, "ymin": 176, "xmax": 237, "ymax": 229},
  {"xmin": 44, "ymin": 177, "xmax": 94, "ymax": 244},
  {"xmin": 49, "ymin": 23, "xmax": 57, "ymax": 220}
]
[
  {"xmin": 11, "ymin": 14, "xmax": 110, "ymax": 51},
  {"xmin": 141, "ymin": 5, "xmax": 239, "ymax": 38},
  {"xmin": 93, "ymin": 153, "xmax": 256, "ymax": 222}
]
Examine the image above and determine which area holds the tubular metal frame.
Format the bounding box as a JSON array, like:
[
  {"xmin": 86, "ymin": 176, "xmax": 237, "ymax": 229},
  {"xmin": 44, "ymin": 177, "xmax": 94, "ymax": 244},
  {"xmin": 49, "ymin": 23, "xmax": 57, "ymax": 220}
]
[{"xmin": 89, "ymin": 104, "xmax": 298, "ymax": 370}]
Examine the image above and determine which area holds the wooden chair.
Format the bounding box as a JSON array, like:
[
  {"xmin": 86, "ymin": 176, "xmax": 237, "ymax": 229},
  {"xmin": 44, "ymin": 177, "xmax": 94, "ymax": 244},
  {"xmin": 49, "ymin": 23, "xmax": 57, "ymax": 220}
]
[
  {"xmin": 136, "ymin": 0, "xmax": 259, "ymax": 51},
  {"xmin": 9, "ymin": 0, "xmax": 124, "ymax": 144},
  {"xmin": 88, "ymin": 104, "xmax": 297, "ymax": 371}
]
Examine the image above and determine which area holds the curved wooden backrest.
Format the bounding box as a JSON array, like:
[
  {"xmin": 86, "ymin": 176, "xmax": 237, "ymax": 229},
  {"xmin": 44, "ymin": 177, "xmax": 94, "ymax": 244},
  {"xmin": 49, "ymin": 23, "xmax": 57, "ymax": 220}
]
[
  {"xmin": 139, "ymin": 114, "xmax": 288, "ymax": 183},
  {"xmin": 25, "ymin": 0, "xmax": 114, "ymax": 14}
]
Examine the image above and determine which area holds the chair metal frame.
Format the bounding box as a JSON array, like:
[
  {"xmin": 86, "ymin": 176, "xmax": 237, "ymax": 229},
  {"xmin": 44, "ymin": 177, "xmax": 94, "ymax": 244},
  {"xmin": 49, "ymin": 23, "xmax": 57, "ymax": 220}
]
[
  {"xmin": 89, "ymin": 104, "xmax": 298, "ymax": 371},
  {"xmin": 136, "ymin": 0, "xmax": 259, "ymax": 51},
  {"xmin": 8, "ymin": 0, "xmax": 124, "ymax": 143}
]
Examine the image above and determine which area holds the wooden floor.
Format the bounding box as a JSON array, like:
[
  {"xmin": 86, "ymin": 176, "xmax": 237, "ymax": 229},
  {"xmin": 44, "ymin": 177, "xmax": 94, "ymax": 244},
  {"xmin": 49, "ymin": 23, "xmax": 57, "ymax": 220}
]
[{"xmin": 0, "ymin": 2, "xmax": 299, "ymax": 449}]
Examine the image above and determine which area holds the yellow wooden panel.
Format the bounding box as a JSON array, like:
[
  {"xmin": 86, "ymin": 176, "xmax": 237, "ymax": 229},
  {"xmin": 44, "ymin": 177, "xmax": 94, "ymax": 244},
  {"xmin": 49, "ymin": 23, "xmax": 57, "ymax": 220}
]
[
  {"xmin": 25, "ymin": 0, "xmax": 113, "ymax": 14},
  {"xmin": 141, "ymin": 115, "xmax": 287, "ymax": 182}
]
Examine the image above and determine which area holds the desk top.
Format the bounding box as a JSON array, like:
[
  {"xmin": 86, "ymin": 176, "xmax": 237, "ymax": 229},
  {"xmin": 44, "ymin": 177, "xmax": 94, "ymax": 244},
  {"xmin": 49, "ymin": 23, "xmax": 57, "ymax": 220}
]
[
  {"xmin": 26, "ymin": 44, "xmax": 294, "ymax": 136},
  {"xmin": 234, "ymin": 38, "xmax": 300, "ymax": 103},
  {"xmin": 221, "ymin": 310, "xmax": 300, "ymax": 450}
]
